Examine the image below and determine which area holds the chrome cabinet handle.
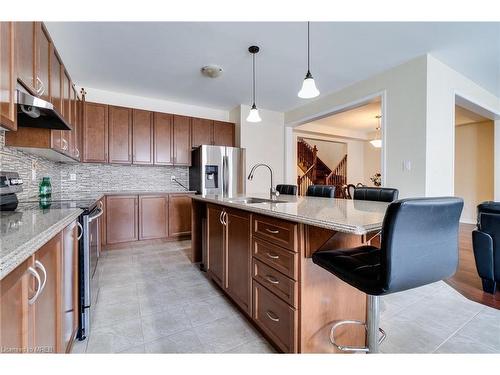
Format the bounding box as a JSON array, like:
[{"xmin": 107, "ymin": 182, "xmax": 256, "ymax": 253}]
[
  {"xmin": 34, "ymin": 260, "xmax": 47, "ymax": 294},
  {"xmin": 62, "ymin": 138, "xmax": 68, "ymax": 150},
  {"xmin": 36, "ymin": 76, "xmax": 45, "ymax": 96},
  {"xmin": 75, "ymin": 148, "xmax": 80, "ymax": 158},
  {"xmin": 28, "ymin": 267, "xmax": 42, "ymax": 305},
  {"xmin": 223, "ymin": 212, "xmax": 228, "ymax": 226},
  {"xmin": 266, "ymin": 252, "xmax": 279, "ymax": 260},
  {"xmin": 98, "ymin": 200, "xmax": 104, "ymax": 211},
  {"xmin": 77, "ymin": 221, "xmax": 83, "ymax": 240},
  {"xmin": 265, "ymin": 228, "xmax": 279, "ymax": 234},
  {"xmin": 265, "ymin": 275, "xmax": 280, "ymax": 285},
  {"xmin": 219, "ymin": 210, "xmax": 224, "ymax": 225},
  {"xmin": 266, "ymin": 310, "xmax": 280, "ymax": 322}
]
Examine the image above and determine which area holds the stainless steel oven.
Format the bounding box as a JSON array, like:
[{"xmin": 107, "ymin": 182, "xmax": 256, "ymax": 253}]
[{"xmin": 78, "ymin": 200, "xmax": 103, "ymax": 340}]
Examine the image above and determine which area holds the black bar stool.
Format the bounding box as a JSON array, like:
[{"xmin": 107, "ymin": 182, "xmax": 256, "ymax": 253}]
[
  {"xmin": 276, "ymin": 184, "xmax": 298, "ymax": 196},
  {"xmin": 312, "ymin": 197, "xmax": 463, "ymax": 353},
  {"xmin": 306, "ymin": 185, "xmax": 336, "ymax": 198},
  {"xmin": 353, "ymin": 187, "xmax": 399, "ymax": 202}
]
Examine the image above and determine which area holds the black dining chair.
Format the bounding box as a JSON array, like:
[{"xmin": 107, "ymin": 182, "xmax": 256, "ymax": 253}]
[
  {"xmin": 312, "ymin": 197, "xmax": 463, "ymax": 353},
  {"xmin": 276, "ymin": 184, "xmax": 297, "ymax": 196},
  {"xmin": 353, "ymin": 187, "xmax": 399, "ymax": 203},
  {"xmin": 306, "ymin": 185, "xmax": 336, "ymax": 198}
]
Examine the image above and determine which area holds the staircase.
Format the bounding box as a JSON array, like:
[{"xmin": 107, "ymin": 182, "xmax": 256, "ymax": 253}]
[{"xmin": 297, "ymin": 138, "xmax": 347, "ymax": 196}]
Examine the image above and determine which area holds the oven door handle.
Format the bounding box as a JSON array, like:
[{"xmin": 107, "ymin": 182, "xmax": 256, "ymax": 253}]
[{"xmin": 88, "ymin": 207, "xmax": 103, "ymax": 223}]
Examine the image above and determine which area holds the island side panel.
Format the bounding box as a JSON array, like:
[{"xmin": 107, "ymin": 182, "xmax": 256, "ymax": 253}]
[
  {"xmin": 190, "ymin": 199, "xmax": 206, "ymax": 263},
  {"xmin": 299, "ymin": 224, "xmax": 368, "ymax": 353}
]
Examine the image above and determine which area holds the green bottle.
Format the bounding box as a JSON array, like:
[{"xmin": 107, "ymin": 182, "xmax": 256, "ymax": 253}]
[{"xmin": 39, "ymin": 177, "xmax": 52, "ymax": 209}]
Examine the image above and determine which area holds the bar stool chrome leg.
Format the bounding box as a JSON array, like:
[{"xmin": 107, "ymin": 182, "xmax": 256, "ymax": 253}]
[{"xmin": 329, "ymin": 295, "xmax": 386, "ymax": 353}]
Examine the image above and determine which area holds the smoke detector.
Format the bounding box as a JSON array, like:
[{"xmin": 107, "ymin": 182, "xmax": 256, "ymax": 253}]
[{"xmin": 201, "ymin": 65, "xmax": 223, "ymax": 78}]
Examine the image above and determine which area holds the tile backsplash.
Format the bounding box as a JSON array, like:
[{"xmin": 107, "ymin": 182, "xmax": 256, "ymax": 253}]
[{"xmin": 0, "ymin": 130, "xmax": 190, "ymax": 200}]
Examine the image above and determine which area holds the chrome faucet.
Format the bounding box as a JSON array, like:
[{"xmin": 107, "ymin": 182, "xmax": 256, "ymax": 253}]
[{"xmin": 247, "ymin": 163, "xmax": 280, "ymax": 201}]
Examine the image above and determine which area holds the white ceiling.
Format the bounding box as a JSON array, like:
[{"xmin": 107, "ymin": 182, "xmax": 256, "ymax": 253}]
[
  {"xmin": 45, "ymin": 22, "xmax": 500, "ymax": 112},
  {"xmin": 305, "ymin": 101, "xmax": 382, "ymax": 131}
]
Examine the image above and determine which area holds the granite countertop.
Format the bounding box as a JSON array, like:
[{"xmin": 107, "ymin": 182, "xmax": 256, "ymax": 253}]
[
  {"xmin": 0, "ymin": 207, "xmax": 83, "ymax": 280},
  {"xmin": 192, "ymin": 193, "xmax": 389, "ymax": 235}
]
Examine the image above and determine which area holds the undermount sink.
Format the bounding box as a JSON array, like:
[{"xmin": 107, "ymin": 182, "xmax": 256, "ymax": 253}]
[{"xmin": 228, "ymin": 197, "xmax": 287, "ymax": 204}]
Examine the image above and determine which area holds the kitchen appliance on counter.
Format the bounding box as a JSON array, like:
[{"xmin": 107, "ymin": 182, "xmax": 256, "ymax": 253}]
[
  {"xmin": 0, "ymin": 171, "xmax": 24, "ymax": 211},
  {"xmin": 189, "ymin": 145, "xmax": 246, "ymax": 197}
]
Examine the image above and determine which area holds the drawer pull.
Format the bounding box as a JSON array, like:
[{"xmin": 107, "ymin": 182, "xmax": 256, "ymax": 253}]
[
  {"xmin": 266, "ymin": 252, "xmax": 279, "ymax": 260},
  {"xmin": 266, "ymin": 310, "xmax": 280, "ymax": 322},
  {"xmin": 265, "ymin": 275, "xmax": 280, "ymax": 284},
  {"xmin": 265, "ymin": 228, "xmax": 280, "ymax": 234}
]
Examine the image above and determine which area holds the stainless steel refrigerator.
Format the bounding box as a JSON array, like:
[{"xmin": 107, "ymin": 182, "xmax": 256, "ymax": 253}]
[{"xmin": 189, "ymin": 145, "xmax": 246, "ymax": 197}]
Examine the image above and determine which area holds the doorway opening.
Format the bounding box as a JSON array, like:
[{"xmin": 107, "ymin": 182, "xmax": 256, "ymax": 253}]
[
  {"xmin": 454, "ymin": 105, "xmax": 494, "ymax": 224},
  {"xmin": 291, "ymin": 97, "xmax": 383, "ymax": 196}
]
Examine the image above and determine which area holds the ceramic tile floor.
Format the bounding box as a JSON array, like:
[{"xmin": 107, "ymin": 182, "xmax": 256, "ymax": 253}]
[{"xmin": 72, "ymin": 240, "xmax": 500, "ymax": 354}]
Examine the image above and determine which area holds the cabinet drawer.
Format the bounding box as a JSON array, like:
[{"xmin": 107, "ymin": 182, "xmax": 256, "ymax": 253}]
[
  {"xmin": 253, "ymin": 214, "xmax": 297, "ymax": 251},
  {"xmin": 252, "ymin": 237, "xmax": 297, "ymax": 280},
  {"xmin": 253, "ymin": 259, "xmax": 297, "ymax": 308},
  {"xmin": 253, "ymin": 280, "xmax": 297, "ymax": 353}
]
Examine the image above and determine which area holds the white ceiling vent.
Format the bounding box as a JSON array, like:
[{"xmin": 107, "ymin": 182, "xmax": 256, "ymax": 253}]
[{"xmin": 201, "ymin": 65, "xmax": 223, "ymax": 78}]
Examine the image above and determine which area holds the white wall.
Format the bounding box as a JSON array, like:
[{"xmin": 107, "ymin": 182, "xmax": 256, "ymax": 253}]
[
  {"xmin": 285, "ymin": 56, "xmax": 429, "ymax": 198},
  {"xmin": 301, "ymin": 138, "xmax": 346, "ymax": 170},
  {"xmin": 455, "ymin": 121, "xmax": 494, "ymax": 223},
  {"xmin": 81, "ymin": 86, "xmax": 229, "ymax": 121},
  {"xmin": 364, "ymin": 142, "xmax": 382, "ymax": 186},
  {"xmin": 232, "ymin": 105, "xmax": 285, "ymax": 195},
  {"xmin": 426, "ymin": 55, "xmax": 500, "ymax": 197}
]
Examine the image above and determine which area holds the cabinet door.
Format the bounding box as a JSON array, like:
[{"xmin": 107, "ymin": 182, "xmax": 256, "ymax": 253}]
[
  {"xmin": 105, "ymin": 195, "xmax": 138, "ymax": 244},
  {"xmin": 49, "ymin": 45, "xmax": 63, "ymax": 152},
  {"xmin": 108, "ymin": 105, "xmax": 132, "ymax": 164},
  {"xmin": 36, "ymin": 23, "xmax": 50, "ymax": 102},
  {"xmin": 69, "ymin": 87, "xmax": 80, "ymax": 160},
  {"xmin": 173, "ymin": 115, "xmax": 191, "ymax": 166},
  {"xmin": 153, "ymin": 112, "xmax": 173, "ymax": 165},
  {"xmin": 0, "ymin": 22, "xmax": 16, "ymax": 130},
  {"xmin": 33, "ymin": 233, "xmax": 62, "ymax": 353},
  {"xmin": 207, "ymin": 204, "xmax": 224, "ymax": 287},
  {"xmin": 61, "ymin": 221, "xmax": 78, "ymax": 353},
  {"xmin": 139, "ymin": 195, "xmax": 168, "ymax": 240},
  {"xmin": 83, "ymin": 102, "xmax": 108, "ymax": 163},
  {"xmin": 0, "ymin": 258, "xmax": 33, "ymax": 353},
  {"xmin": 213, "ymin": 121, "xmax": 235, "ymax": 147},
  {"xmin": 191, "ymin": 117, "xmax": 214, "ymax": 147},
  {"xmin": 132, "ymin": 109, "xmax": 153, "ymax": 165},
  {"xmin": 225, "ymin": 210, "xmax": 251, "ymax": 314},
  {"xmin": 15, "ymin": 22, "xmax": 35, "ymax": 93},
  {"xmin": 75, "ymin": 95, "xmax": 82, "ymax": 161},
  {"xmin": 60, "ymin": 70, "xmax": 72, "ymax": 155},
  {"xmin": 168, "ymin": 194, "xmax": 192, "ymax": 237}
]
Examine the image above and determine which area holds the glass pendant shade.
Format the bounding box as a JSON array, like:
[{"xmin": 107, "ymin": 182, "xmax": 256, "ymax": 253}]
[
  {"xmin": 369, "ymin": 138, "xmax": 382, "ymax": 148},
  {"xmin": 246, "ymin": 104, "xmax": 262, "ymax": 123},
  {"xmin": 370, "ymin": 116, "xmax": 382, "ymax": 148},
  {"xmin": 298, "ymin": 71, "xmax": 320, "ymax": 98}
]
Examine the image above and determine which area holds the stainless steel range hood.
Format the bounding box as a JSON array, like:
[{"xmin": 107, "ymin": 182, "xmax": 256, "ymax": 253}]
[{"xmin": 16, "ymin": 89, "xmax": 72, "ymax": 131}]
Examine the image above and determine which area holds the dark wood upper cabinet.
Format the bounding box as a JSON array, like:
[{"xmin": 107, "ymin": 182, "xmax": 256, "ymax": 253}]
[
  {"xmin": 207, "ymin": 204, "xmax": 225, "ymax": 287},
  {"xmin": 36, "ymin": 23, "xmax": 50, "ymax": 102},
  {"xmin": 15, "ymin": 22, "xmax": 35, "ymax": 93},
  {"xmin": 105, "ymin": 195, "xmax": 138, "ymax": 245},
  {"xmin": 153, "ymin": 112, "xmax": 173, "ymax": 165},
  {"xmin": 139, "ymin": 195, "xmax": 168, "ymax": 240},
  {"xmin": 83, "ymin": 102, "xmax": 108, "ymax": 163},
  {"xmin": 132, "ymin": 109, "xmax": 153, "ymax": 165},
  {"xmin": 60, "ymin": 70, "xmax": 71, "ymax": 155},
  {"xmin": 108, "ymin": 105, "xmax": 132, "ymax": 164},
  {"xmin": 225, "ymin": 209, "xmax": 251, "ymax": 314},
  {"xmin": 213, "ymin": 121, "xmax": 235, "ymax": 147},
  {"xmin": 168, "ymin": 194, "xmax": 192, "ymax": 237},
  {"xmin": 0, "ymin": 22, "xmax": 16, "ymax": 131},
  {"xmin": 49, "ymin": 44, "xmax": 62, "ymax": 115},
  {"xmin": 191, "ymin": 117, "xmax": 214, "ymax": 147},
  {"xmin": 173, "ymin": 115, "xmax": 191, "ymax": 166}
]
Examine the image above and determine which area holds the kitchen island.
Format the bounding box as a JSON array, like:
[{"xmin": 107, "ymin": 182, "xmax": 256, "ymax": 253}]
[{"xmin": 191, "ymin": 193, "xmax": 389, "ymax": 353}]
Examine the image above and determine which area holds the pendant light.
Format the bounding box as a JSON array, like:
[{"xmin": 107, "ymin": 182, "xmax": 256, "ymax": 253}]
[
  {"xmin": 298, "ymin": 22, "xmax": 320, "ymax": 99},
  {"xmin": 247, "ymin": 45, "xmax": 262, "ymax": 123},
  {"xmin": 370, "ymin": 115, "xmax": 382, "ymax": 148}
]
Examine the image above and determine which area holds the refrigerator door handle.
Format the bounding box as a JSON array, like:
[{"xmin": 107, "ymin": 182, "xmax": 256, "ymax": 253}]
[{"xmin": 223, "ymin": 155, "xmax": 229, "ymax": 197}]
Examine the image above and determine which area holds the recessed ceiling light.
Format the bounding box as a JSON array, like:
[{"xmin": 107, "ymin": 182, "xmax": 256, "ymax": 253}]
[{"xmin": 201, "ymin": 65, "xmax": 223, "ymax": 78}]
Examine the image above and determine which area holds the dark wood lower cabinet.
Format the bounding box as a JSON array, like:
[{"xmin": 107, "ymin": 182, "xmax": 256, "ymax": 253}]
[
  {"xmin": 105, "ymin": 195, "xmax": 138, "ymax": 245},
  {"xmin": 139, "ymin": 194, "xmax": 168, "ymax": 240},
  {"xmin": 168, "ymin": 194, "xmax": 192, "ymax": 237},
  {"xmin": 207, "ymin": 204, "xmax": 225, "ymax": 287},
  {"xmin": 0, "ymin": 221, "xmax": 78, "ymax": 354}
]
